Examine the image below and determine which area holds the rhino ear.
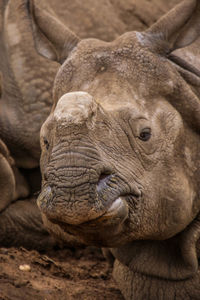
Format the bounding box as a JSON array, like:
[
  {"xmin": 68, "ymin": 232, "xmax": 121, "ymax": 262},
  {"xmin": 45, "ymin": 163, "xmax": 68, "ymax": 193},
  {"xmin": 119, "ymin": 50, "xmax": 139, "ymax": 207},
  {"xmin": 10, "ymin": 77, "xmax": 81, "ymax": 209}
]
[
  {"xmin": 4, "ymin": 0, "xmax": 79, "ymax": 64},
  {"xmin": 30, "ymin": 0, "xmax": 80, "ymax": 64},
  {"xmin": 145, "ymin": 0, "xmax": 200, "ymax": 53},
  {"xmin": 143, "ymin": 0, "xmax": 200, "ymax": 131}
]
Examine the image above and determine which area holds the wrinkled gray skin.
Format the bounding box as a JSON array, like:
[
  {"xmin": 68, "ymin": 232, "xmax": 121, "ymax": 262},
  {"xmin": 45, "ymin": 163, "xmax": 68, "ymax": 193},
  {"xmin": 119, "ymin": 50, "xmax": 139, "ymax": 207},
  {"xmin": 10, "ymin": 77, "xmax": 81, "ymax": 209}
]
[
  {"xmin": 35, "ymin": 0, "xmax": 200, "ymax": 298},
  {"xmin": 0, "ymin": 0, "xmax": 179, "ymax": 249}
]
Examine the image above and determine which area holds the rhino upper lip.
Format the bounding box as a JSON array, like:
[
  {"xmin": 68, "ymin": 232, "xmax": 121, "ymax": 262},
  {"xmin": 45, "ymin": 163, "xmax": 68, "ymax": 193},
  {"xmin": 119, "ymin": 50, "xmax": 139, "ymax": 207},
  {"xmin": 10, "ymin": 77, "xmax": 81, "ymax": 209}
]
[
  {"xmin": 97, "ymin": 193, "xmax": 140, "ymax": 219},
  {"xmin": 97, "ymin": 174, "xmax": 141, "ymax": 204},
  {"xmin": 73, "ymin": 193, "xmax": 139, "ymax": 227}
]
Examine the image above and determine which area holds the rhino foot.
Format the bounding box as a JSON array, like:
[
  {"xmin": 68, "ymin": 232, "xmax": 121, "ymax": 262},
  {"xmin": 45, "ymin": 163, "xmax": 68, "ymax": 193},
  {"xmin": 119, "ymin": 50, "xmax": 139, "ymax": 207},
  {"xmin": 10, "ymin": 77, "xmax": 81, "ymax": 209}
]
[{"xmin": 0, "ymin": 198, "xmax": 57, "ymax": 251}]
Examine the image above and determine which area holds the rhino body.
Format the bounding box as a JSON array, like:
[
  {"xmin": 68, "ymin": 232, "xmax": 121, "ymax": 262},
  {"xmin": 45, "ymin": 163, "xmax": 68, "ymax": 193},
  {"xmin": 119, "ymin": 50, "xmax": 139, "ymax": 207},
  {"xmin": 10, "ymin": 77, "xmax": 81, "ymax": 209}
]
[
  {"xmin": 0, "ymin": 0, "xmax": 180, "ymax": 249},
  {"xmin": 34, "ymin": 0, "xmax": 200, "ymax": 298}
]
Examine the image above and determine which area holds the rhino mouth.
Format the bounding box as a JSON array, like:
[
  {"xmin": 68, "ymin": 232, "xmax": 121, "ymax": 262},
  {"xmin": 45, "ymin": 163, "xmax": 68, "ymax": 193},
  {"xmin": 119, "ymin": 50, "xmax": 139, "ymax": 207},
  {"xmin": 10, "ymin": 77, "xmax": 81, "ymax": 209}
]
[
  {"xmin": 40, "ymin": 192, "xmax": 141, "ymax": 247},
  {"xmin": 80, "ymin": 195, "xmax": 129, "ymax": 226},
  {"xmin": 102, "ymin": 197, "xmax": 127, "ymax": 217},
  {"xmin": 38, "ymin": 187, "xmax": 131, "ymax": 223},
  {"xmin": 37, "ymin": 172, "xmax": 141, "ymax": 246}
]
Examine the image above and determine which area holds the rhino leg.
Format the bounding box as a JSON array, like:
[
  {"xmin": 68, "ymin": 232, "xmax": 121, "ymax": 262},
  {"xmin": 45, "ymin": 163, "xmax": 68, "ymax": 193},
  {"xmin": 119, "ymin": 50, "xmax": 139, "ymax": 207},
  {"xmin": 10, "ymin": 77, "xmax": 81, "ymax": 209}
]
[
  {"xmin": 12, "ymin": 165, "xmax": 30, "ymax": 200},
  {"xmin": 0, "ymin": 152, "xmax": 15, "ymax": 212},
  {"xmin": 0, "ymin": 198, "xmax": 57, "ymax": 250},
  {"xmin": 102, "ymin": 248, "xmax": 115, "ymax": 266},
  {"xmin": 0, "ymin": 139, "xmax": 29, "ymax": 212}
]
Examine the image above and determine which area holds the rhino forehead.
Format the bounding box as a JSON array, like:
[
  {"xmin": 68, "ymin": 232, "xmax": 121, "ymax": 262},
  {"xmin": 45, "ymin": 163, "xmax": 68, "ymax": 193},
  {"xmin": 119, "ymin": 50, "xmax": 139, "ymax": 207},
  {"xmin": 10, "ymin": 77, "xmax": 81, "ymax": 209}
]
[{"xmin": 55, "ymin": 35, "xmax": 176, "ymax": 102}]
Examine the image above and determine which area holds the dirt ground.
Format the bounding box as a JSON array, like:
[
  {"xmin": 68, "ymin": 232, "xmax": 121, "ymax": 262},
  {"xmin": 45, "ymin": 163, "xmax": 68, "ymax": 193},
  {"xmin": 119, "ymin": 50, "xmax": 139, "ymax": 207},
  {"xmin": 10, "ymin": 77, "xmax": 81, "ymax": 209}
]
[{"xmin": 0, "ymin": 246, "xmax": 123, "ymax": 300}]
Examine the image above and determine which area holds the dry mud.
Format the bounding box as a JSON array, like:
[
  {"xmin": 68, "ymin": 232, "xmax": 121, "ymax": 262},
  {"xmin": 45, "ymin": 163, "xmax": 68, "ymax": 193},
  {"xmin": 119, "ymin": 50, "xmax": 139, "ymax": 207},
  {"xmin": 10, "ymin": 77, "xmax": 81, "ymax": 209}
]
[{"xmin": 0, "ymin": 246, "xmax": 123, "ymax": 300}]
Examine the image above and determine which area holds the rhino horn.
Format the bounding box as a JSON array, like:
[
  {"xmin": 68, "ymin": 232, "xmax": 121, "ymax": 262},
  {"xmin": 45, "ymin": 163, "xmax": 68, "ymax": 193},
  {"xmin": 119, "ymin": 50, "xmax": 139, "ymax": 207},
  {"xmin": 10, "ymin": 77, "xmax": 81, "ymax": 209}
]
[
  {"xmin": 145, "ymin": 0, "xmax": 200, "ymax": 53},
  {"xmin": 30, "ymin": 0, "xmax": 80, "ymax": 63}
]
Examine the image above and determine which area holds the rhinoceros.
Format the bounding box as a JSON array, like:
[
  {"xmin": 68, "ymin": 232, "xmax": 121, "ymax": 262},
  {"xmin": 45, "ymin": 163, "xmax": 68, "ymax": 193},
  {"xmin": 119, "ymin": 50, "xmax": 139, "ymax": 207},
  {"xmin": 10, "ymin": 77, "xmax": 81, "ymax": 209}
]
[
  {"xmin": 35, "ymin": 0, "xmax": 200, "ymax": 298},
  {"xmin": 0, "ymin": 0, "xmax": 179, "ymax": 249}
]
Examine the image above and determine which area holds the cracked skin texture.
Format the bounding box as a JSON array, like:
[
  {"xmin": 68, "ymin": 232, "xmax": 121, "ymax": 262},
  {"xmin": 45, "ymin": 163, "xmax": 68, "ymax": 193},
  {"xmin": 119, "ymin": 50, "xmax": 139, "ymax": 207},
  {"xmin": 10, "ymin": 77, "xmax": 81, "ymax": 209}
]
[{"xmin": 34, "ymin": 0, "xmax": 200, "ymax": 299}]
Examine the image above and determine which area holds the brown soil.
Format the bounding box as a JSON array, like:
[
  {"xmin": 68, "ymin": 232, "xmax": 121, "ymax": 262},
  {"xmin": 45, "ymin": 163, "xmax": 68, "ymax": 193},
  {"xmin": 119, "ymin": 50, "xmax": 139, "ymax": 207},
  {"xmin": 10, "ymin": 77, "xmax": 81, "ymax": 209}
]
[{"xmin": 0, "ymin": 246, "xmax": 123, "ymax": 300}]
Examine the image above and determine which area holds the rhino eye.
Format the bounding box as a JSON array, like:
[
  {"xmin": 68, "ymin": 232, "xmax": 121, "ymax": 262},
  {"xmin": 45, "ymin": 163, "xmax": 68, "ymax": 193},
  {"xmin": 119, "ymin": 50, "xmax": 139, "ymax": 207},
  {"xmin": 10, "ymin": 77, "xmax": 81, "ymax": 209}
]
[
  {"xmin": 139, "ymin": 128, "xmax": 151, "ymax": 141},
  {"xmin": 43, "ymin": 137, "xmax": 49, "ymax": 150}
]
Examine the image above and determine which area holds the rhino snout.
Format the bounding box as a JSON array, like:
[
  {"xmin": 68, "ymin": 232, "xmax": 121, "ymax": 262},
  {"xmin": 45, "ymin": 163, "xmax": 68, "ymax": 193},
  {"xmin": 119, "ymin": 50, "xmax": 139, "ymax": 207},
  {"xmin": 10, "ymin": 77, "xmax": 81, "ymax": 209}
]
[
  {"xmin": 37, "ymin": 171, "xmax": 131, "ymax": 227},
  {"xmin": 53, "ymin": 91, "xmax": 98, "ymax": 126}
]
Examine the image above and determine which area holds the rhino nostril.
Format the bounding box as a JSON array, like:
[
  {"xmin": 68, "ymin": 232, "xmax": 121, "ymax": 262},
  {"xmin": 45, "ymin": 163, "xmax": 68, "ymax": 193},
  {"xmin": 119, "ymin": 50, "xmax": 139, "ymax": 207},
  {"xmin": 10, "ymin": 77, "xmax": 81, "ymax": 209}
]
[
  {"xmin": 97, "ymin": 173, "xmax": 112, "ymax": 193},
  {"xmin": 43, "ymin": 171, "xmax": 48, "ymax": 181}
]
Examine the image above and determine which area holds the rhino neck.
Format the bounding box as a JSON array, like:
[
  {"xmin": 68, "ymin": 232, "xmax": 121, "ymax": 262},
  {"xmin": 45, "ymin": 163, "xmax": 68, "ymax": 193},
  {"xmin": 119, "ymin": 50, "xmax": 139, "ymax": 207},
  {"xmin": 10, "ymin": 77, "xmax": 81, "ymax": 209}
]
[
  {"xmin": 111, "ymin": 212, "xmax": 200, "ymax": 280},
  {"xmin": 110, "ymin": 212, "xmax": 200, "ymax": 299},
  {"xmin": 113, "ymin": 258, "xmax": 200, "ymax": 300}
]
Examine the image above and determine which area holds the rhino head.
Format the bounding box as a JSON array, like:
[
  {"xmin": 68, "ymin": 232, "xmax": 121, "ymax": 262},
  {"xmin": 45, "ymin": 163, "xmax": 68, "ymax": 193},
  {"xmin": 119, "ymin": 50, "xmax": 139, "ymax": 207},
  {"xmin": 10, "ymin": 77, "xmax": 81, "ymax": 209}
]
[{"xmin": 36, "ymin": 0, "xmax": 200, "ymax": 292}]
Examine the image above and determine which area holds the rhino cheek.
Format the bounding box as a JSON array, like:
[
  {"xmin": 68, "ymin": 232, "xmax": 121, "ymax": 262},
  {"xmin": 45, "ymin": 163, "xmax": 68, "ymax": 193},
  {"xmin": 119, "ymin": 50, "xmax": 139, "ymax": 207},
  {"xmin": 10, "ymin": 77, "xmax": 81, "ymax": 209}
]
[
  {"xmin": 140, "ymin": 173, "xmax": 197, "ymax": 240},
  {"xmin": 164, "ymin": 170, "xmax": 197, "ymax": 235}
]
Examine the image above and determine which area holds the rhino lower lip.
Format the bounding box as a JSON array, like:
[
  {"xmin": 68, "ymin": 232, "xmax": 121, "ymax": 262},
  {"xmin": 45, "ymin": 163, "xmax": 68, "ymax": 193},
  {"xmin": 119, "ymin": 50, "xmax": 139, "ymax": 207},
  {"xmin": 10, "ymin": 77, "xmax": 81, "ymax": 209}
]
[
  {"xmin": 103, "ymin": 197, "xmax": 127, "ymax": 217},
  {"xmin": 52, "ymin": 196, "xmax": 129, "ymax": 237},
  {"xmin": 90, "ymin": 196, "xmax": 129, "ymax": 225}
]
